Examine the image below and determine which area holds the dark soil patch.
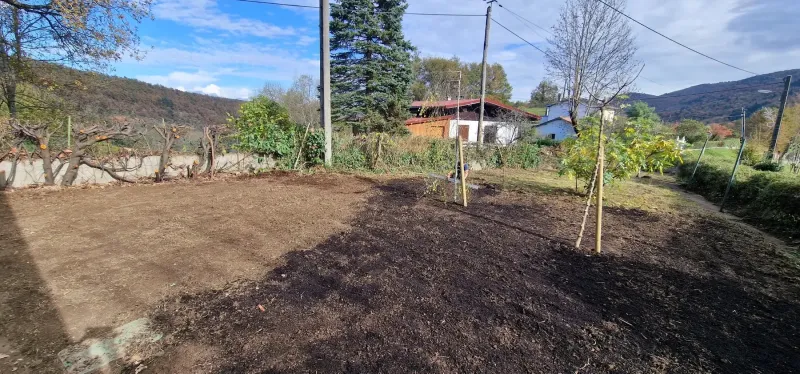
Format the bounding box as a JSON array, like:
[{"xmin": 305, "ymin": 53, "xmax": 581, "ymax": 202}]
[{"xmin": 149, "ymin": 178, "xmax": 800, "ymax": 373}]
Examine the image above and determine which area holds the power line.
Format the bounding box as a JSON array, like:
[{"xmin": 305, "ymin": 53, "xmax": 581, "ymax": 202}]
[
  {"xmin": 594, "ymin": 0, "xmax": 759, "ymax": 76},
  {"xmin": 230, "ymin": 0, "xmax": 484, "ymax": 16},
  {"xmin": 232, "ymin": 0, "xmax": 316, "ymax": 8},
  {"xmin": 492, "ymin": 19, "xmax": 547, "ymax": 54},
  {"xmin": 496, "ymin": 3, "xmax": 551, "ymax": 39}
]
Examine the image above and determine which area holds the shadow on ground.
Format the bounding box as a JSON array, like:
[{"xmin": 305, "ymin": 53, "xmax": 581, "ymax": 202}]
[
  {"xmin": 0, "ymin": 192, "xmax": 71, "ymax": 373},
  {"xmin": 151, "ymin": 178, "xmax": 800, "ymax": 373}
]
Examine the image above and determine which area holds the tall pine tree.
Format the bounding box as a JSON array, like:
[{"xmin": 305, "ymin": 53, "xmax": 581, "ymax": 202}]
[{"xmin": 330, "ymin": 0, "xmax": 415, "ymax": 133}]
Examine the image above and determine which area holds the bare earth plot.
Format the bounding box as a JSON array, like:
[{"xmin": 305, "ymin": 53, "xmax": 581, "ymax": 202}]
[{"xmin": 1, "ymin": 171, "xmax": 799, "ymax": 373}]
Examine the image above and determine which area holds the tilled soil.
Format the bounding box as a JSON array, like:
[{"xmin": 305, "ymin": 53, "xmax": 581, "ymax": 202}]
[
  {"xmin": 148, "ymin": 178, "xmax": 800, "ymax": 373},
  {"xmin": 0, "ymin": 173, "xmax": 372, "ymax": 373}
]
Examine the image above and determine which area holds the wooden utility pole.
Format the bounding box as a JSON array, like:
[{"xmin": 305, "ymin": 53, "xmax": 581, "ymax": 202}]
[
  {"xmin": 477, "ymin": 1, "xmax": 495, "ymax": 146},
  {"xmin": 320, "ymin": 0, "xmax": 333, "ymax": 166},
  {"xmin": 767, "ymin": 75, "xmax": 792, "ymax": 160}
]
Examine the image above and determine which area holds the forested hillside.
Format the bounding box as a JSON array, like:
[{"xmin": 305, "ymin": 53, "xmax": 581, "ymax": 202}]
[
  {"xmin": 30, "ymin": 63, "xmax": 242, "ymax": 127},
  {"xmin": 630, "ymin": 69, "xmax": 799, "ymax": 122}
]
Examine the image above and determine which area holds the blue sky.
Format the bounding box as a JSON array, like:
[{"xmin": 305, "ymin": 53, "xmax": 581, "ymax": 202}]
[{"xmin": 114, "ymin": 0, "xmax": 800, "ymax": 101}]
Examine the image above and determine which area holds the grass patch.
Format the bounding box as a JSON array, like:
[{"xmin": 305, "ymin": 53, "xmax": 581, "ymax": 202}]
[
  {"xmin": 679, "ymin": 150, "xmax": 800, "ymax": 239},
  {"xmin": 473, "ymin": 168, "xmax": 697, "ymax": 215}
]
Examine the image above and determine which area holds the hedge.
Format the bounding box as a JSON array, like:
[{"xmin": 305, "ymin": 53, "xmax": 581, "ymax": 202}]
[{"xmin": 678, "ymin": 159, "xmax": 800, "ymax": 238}]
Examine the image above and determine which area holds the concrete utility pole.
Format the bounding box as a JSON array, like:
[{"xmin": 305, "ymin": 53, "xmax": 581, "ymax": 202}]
[
  {"xmin": 477, "ymin": 1, "xmax": 495, "ymax": 146},
  {"xmin": 767, "ymin": 75, "xmax": 792, "ymax": 160},
  {"xmin": 320, "ymin": 0, "xmax": 333, "ymax": 166},
  {"xmin": 721, "ymin": 108, "xmax": 747, "ymax": 213}
]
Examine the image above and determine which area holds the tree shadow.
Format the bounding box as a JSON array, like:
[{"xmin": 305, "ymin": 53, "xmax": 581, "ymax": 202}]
[
  {"xmin": 151, "ymin": 178, "xmax": 800, "ymax": 373},
  {"xmin": 0, "ymin": 192, "xmax": 71, "ymax": 372}
]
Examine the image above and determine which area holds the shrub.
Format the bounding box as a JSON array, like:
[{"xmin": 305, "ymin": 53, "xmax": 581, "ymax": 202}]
[
  {"xmin": 741, "ymin": 142, "xmax": 765, "ymax": 166},
  {"xmin": 678, "ymin": 158, "xmax": 800, "ymax": 237},
  {"xmin": 753, "ymin": 161, "xmax": 784, "ymax": 172}
]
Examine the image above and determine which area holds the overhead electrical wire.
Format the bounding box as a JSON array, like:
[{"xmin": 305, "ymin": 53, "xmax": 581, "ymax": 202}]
[
  {"xmin": 230, "ymin": 0, "xmax": 485, "ymax": 16},
  {"xmin": 496, "ymin": 3, "xmax": 551, "ymax": 39},
  {"xmin": 594, "ymin": 0, "xmax": 759, "ymax": 75},
  {"xmin": 492, "ymin": 19, "xmax": 547, "ymax": 54}
]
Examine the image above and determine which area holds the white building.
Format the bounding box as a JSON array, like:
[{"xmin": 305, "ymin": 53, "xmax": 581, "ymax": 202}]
[
  {"xmin": 406, "ymin": 98, "xmax": 541, "ymax": 145},
  {"xmin": 534, "ymin": 117, "xmax": 576, "ymax": 141},
  {"xmin": 540, "ymin": 101, "xmax": 616, "ymax": 124}
]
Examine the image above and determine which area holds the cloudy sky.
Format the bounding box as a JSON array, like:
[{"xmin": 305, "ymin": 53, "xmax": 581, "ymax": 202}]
[{"xmin": 113, "ymin": 0, "xmax": 800, "ymax": 101}]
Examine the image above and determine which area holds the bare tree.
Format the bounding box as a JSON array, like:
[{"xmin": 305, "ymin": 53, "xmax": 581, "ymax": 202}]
[
  {"xmin": 189, "ymin": 125, "xmax": 227, "ymax": 178},
  {"xmin": 9, "ymin": 121, "xmax": 66, "ymax": 185},
  {"xmin": 60, "ymin": 121, "xmax": 138, "ymax": 185},
  {"xmin": 260, "ymin": 75, "xmax": 320, "ymax": 128},
  {"xmin": 0, "ymin": 0, "xmax": 152, "ymax": 118},
  {"xmin": 152, "ymin": 120, "xmax": 190, "ymax": 182},
  {"xmin": 546, "ymin": 0, "xmax": 638, "ymax": 128}
]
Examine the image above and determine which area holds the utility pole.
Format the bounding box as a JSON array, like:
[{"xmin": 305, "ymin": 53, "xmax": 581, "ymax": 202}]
[
  {"xmin": 767, "ymin": 75, "xmax": 792, "ymax": 160},
  {"xmin": 449, "ymin": 70, "xmax": 462, "ymax": 129},
  {"xmin": 477, "ymin": 0, "xmax": 495, "ymax": 146},
  {"xmin": 320, "ymin": 0, "xmax": 333, "ymax": 166}
]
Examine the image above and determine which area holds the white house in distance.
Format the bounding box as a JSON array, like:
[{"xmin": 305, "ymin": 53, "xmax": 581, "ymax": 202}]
[
  {"xmin": 535, "ymin": 101, "xmax": 616, "ymax": 141},
  {"xmin": 405, "ymin": 98, "xmax": 541, "ymax": 144}
]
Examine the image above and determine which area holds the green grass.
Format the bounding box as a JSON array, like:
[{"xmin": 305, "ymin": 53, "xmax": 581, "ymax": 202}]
[
  {"xmin": 521, "ymin": 107, "xmax": 546, "ymax": 116},
  {"xmin": 473, "ymin": 168, "xmax": 697, "ymax": 215},
  {"xmin": 679, "ymin": 148, "xmax": 800, "ymax": 239}
]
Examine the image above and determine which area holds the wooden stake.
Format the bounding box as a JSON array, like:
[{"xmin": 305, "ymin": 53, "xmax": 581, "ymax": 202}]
[
  {"xmin": 458, "ymin": 135, "xmax": 468, "ymax": 207},
  {"xmin": 575, "ymin": 159, "xmax": 600, "ymax": 249},
  {"xmin": 595, "ymin": 116, "xmax": 606, "ymax": 255}
]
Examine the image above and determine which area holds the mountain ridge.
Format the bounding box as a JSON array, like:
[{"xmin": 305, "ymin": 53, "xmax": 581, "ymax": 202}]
[{"xmin": 629, "ymin": 69, "xmax": 799, "ymax": 123}]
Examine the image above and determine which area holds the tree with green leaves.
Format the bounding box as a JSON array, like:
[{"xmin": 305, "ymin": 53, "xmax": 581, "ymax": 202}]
[
  {"xmin": 530, "ymin": 80, "xmax": 560, "ymax": 107},
  {"xmin": 330, "ymin": 0, "xmax": 415, "ymax": 134},
  {"xmin": 626, "ymin": 101, "xmax": 661, "ymax": 123},
  {"xmin": 228, "ymin": 96, "xmax": 295, "ymax": 159},
  {"xmin": 676, "ymin": 119, "xmax": 708, "ymax": 144}
]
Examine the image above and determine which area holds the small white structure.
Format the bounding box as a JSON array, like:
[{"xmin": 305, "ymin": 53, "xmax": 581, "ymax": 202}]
[
  {"xmin": 534, "ymin": 117, "xmax": 577, "ymax": 141},
  {"xmin": 540, "ymin": 101, "xmax": 615, "ymax": 123},
  {"xmin": 445, "ymin": 120, "xmax": 525, "ymax": 145}
]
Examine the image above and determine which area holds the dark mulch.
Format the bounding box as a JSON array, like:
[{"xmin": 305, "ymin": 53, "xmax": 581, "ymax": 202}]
[{"xmin": 149, "ymin": 178, "xmax": 800, "ymax": 373}]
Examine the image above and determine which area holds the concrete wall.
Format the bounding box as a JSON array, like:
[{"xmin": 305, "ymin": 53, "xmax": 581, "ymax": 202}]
[{"xmin": 0, "ymin": 153, "xmax": 274, "ymax": 188}]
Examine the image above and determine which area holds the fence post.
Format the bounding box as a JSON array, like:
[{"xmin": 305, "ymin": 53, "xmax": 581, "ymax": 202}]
[
  {"xmin": 720, "ymin": 138, "xmax": 746, "ymax": 213},
  {"xmin": 689, "ymin": 135, "xmax": 710, "ymax": 182},
  {"xmin": 458, "ymin": 136, "xmax": 468, "ymax": 207}
]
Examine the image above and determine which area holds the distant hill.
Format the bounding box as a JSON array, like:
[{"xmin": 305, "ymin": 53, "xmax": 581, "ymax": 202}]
[
  {"xmin": 36, "ymin": 63, "xmax": 243, "ymax": 128},
  {"xmin": 629, "ymin": 69, "xmax": 799, "ymax": 123}
]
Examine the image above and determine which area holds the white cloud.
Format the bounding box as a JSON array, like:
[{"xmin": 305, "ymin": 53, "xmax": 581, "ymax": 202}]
[
  {"xmin": 138, "ymin": 70, "xmax": 217, "ymax": 87},
  {"xmin": 194, "ymin": 84, "xmax": 253, "ymax": 100},
  {"xmin": 136, "ymin": 69, "xmax": 253, "ymax": 100},
  {"xmin": 401, "ymin": 0, "xmax": 800, "ymax": 99},
  {"xmin": 153, "ymin": 0, "xmax": 297, "ymax": 38}
]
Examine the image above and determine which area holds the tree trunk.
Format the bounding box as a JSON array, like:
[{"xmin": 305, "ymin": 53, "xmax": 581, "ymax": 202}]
[
  {"xmin": 61, "ymin": 152, "xmax": 83, "ymax": 186},
  {"xmin": 40, "ymin": 146, "xmax": 55, "ymax": 185},
  {"xmin": 157, "ymin": 139, "xmax": 172, "ymax": 182}
]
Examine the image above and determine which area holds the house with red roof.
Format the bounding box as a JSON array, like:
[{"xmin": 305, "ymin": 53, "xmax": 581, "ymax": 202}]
[{"xmin": 405, "ymin": 98, "xmax": 540, "ymax": 144}]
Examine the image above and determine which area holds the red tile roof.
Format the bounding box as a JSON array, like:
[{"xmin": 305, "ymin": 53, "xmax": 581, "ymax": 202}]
[{"xmin": 410, "ymin": 98, "xmax": 541, "ymax": 120}]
